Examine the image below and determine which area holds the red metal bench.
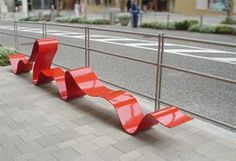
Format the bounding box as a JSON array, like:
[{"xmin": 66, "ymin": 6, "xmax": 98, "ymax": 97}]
[
  {"xmin": 9, "ymin": 38, "xmax": 192, "ymax": 134},
  {"xmin": 8, "ymin": 38, "xmax": 58, "ymax": 76}
]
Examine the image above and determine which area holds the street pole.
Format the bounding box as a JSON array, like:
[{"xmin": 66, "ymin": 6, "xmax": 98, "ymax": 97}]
[
  {"xmin": 0, "ymin": 0, "xmax": 2, "ymax": 20},
  {"xmin": 22, "ymin": 0, "xmax": 28, "ymax": 17}
]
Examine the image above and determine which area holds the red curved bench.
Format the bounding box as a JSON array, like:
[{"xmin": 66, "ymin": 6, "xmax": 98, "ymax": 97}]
[
  {"xmin": 65, "ymin": 67, "xmax": 192, "ymax": 134},
  {"xmin": 9, "ymin": 38, "xmax": 192, "ymax": 134},
  {"xmin": 9, "ymin": 38, "xmax": 58, "ymax": 76}
]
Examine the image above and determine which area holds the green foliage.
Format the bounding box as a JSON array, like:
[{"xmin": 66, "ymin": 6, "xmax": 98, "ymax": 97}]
[
  {"xmin": 174, "ymin": 20, "xmax": 199, "ymax": 30},
  {"xmin": 188, "ymin": 25, "xmax": 216, "ymax": 33},
  {"xmin": 215, "ymin": 25, "xmax": 236, "ymax": 35},
  {"xmin": 90, "ymin": 19, "xmax": 110, "ymax": 25},
  {"xmin": 117, "ymin": 13, "xmax": 132, "ymax": 21},
  {"xmin": 19, "ymin": 16, "xmax": 40, "ymax": 21},
  {"xmin": 141, "ymin": 22, "xmax": 176, "ymax": 30},
  {"xmin": 221, "ymin": 18, "xmax": 236, "ymax": 25},
  {"xmin": 0, "ymin": 47, "xmax": 17, "ymax": 66},
  {"xmin": 55, "ymin": 17, "xmax": 110, "ymax": 25}
]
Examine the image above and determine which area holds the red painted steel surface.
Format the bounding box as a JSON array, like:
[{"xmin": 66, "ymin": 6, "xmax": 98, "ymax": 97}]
[
  {"xmin": 9, "ymin": 38, "xmax": 58, "ymax": 75},
  {"xmin": 66, "ymin": 67, "xmax": 192, "ymax": 134},
  {"xmin": 9, "ymin": 38, "xmax": 192, "ymax": 134}
]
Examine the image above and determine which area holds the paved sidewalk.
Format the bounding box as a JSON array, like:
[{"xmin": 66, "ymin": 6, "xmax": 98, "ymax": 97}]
[{"xmin": 0, "ymin": 66, "xmax": 236, "ymax": 161}]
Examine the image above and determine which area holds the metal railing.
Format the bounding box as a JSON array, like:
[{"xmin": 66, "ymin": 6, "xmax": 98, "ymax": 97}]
[{"xmin": 0, "ymin": 20, "xmax": 235, "ymax": 131}]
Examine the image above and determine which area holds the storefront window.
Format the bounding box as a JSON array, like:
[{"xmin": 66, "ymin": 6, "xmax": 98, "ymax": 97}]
[{"xmin": 209, "ymin": 0, "xmax": 227, "ymax": 11}]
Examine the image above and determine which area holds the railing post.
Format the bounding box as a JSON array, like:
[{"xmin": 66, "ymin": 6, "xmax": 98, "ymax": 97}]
[
  {"xmin": 167, "ymin": 14, "xmax": 170, "ymax": 27},
  {"xmin": 200, "ymin": 16, "xmax": 203, "ymax": 26},
  {"xmin": 154, "ymin": 34, "xmax": 161, "ymax": 111},
  {"xmin": 44, "ymin": 22, "xmax": 47, "ymax": 38},
  {"xmin": 0, "ymin": 0, "xmax": 2, "ymax": 20},
  {"xmin": 157, "ymin": 34, "xmax": 164, "ymax": 109},
  {"xmin": 155, "ymin": 34, "xmax": 164, "ymax": 111},
  {"xmin": 42, "ymin": 22, "xmax": 45, "ymax": 38},
  {"xmin": 14, "ymin": 21, "xmax": 19, "ymax": 51},
  {"xmin": 87, "ymin": 27, "xmax": 90, "ymax": 67},
  {"xmin": 85, "ymin": 26, "xmax": 88, "ymax": 66}
]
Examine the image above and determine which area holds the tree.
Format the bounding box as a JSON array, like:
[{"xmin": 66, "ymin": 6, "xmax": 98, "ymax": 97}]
[
  {"xmin": 119, "ymin": 0, "xmax": 126, "ymax": 12},
  {"xmin": 226, "ymin": 0, "xmax": 234, "ymax": 20}
]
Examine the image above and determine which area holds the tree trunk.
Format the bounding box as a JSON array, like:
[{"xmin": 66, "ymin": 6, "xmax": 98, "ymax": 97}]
[
  {"xmin": 56, "ymin": 0, "xmax": 61, "ymax": 16},
  {"xmin": 226, "ymin": 0, "xmax": 234, "ymax": 20},
  {"xmin": 119, "ymin": 0, "xmax": 126, "ymax": 12}
]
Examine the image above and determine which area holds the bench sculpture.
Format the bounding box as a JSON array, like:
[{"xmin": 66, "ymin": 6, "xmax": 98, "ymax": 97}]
[{"xmin": 9, "ymin": 38, "xmax": 192, "ymax": 134}]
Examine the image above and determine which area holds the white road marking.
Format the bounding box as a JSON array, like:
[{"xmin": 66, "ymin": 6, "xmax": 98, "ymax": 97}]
[{"xmin": 0, "ymin": 25, "xmax": 235, "ymax": 65}]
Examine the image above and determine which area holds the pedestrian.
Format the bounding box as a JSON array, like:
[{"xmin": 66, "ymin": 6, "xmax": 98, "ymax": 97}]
[
  {"xmin": 131, "ymin": 0, "xmax": 140, "ymax": 28},
  {"xmin": 142, "ymin": 0, "xmax": 149, "ymax": 13},
  {"xmin": 127, "ymin": 0, "xmax": 132, "ymax": 12},
  {"xmin": 80, "ymin": 0, "xmax": 85, "ymax": 17},
  {"xmin": 74, "ymin": 0, "xmax": 80, "ymax": 17},
  {"xmin": 50, "ymin": 0, "xmax": 55, "ymax": 12}
]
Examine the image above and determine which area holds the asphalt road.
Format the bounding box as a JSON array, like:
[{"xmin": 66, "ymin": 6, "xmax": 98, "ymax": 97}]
[{"xmin": 0, "ymin": 21, "xmax": 235, "ymax": 129}]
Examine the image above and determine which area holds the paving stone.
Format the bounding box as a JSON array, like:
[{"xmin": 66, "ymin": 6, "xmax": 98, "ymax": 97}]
[
  {"xmin": 57, "ymin": 140, "xmax": 78, "ymax": 148},
  {"xmin": 55, "ymin": 129, "xmax": 81, "ymax": 141},
  {"xmin": 37, "ymin": 135, "xmax": 62, "ymax": 148},
  {"xmin": 1, "ymin": 67, "xmax": 236, "ymax": 161},
  {"xmin": 8, "ymin": 121, "xmax": 31, "ymax": 131},
  {"xmin": 178, "ymin": 151, "xmax": 212, "ymax": 161},
  {"xmin": 13, "ymin": 152, "xmax": 36, "ymax": 161},
  {"xmin": 29, "ymin": 154, "xmax": 57, "ymax": 161},
  {"xmin": 0, "ymin": 125, "xmax": 12, "ymax": 135},
  {"xmin": 91, "ymin": 135, "xmax": 117, "ymax": 147},
  {"xmin": 38, "ymin": 125, "xmax": 61, "ymax": 136},
  {"xmin": 51, "ymin": 147, "xmax": 81, "ymax": 161},
  {"xmin": 26, "ymin": 117, "xmax": 49, "ymax": 128},
  {"xmin": 72, "ymin": 140, "xmax": 99, "ymax": 154},
  {"xmin": 112, "ymin": 139, "xmax": 142, "ymax": 153},
  {"xmin": 94, "ymin": 146, "xmax": 123, "ymax": 161},
  {"xmin": 56, "ymin": 121, "xmax": 78, "ymax": 130},
  {"xmin": 17, "ymin": 129, "xmax": 42, "ymax": 142},
  {"xmin": 16, "ymin": 140, "xmax": 43, "ymax": 153},
  {"xmin": 74, "ymin": 125, "xmax": 98, "ymax": 135},
  {"xmin": 75, "ymin": 134, "xmax": 97, "ymax": 142},
  {"xmin": 195, "ymin": 139, "xmax": 236, "ymax": 160},
  {"xmin": 134, "ymin": 151, "xmax": 167, "ymax": 161},
  {"xmin": 73, "ymin": 152, "xmax": 104, "ymax": 161},
  {"xmin": 119, "ymin": 151, "xmax": 141, "ymax": 161}
]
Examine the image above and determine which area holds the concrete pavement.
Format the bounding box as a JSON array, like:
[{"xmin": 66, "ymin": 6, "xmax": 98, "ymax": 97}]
[{"xmin": 0, "ymin": 66, "xmax": 236, "ymax": 161}]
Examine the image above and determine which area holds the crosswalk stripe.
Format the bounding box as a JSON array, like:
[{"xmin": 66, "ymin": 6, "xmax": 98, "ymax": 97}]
[{"xmin": 0, "ymin": 24, "xmax": 235, "ymax": 65}]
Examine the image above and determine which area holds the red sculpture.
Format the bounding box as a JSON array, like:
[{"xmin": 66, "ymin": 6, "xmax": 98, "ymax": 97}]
[
  {"xmin": 8, "ymin": 38, "xmax": 58, "ymax": 75},
  {"xmin": 9, "ymin": 38, "xmax": 192, "ymax": 134}
]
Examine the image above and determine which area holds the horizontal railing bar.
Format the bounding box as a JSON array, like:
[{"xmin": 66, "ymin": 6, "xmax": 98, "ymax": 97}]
[
  {"xmin": 88, "ymin": 26, "xmax": 160, "ymax": 37},
  {"xmin": 45, "ymin": 22, "xmax": 85, "ymax": 29},
  {"xmin": 0, "ymin": 31, "xmax": 15, "ymax": 36},
  {"xmin": 89, "ymin": 48, "xmax": 157, "ymax": 66},
  {"xmin": 59, "ymin": 42, "xmax": 86, "ymax": 49},
  {"xmin": 16, "ymin": 34, "xmax": 37, "ymax": 40},
  {"xmin": 15, "ymin": 21, "xmax": 44, "ymax": 25},
  {"xmin": 51, "ymin": 63, "xmax": 155, "ymax": 100},
  {"xmin": 157, "ymin": 99, "xmax": 236, "ymax": 131},
  {"xmin": 164, "ymin": 35, "xmax": 236, "ymax": 48},
  {"xmin": 161, "ymin": 64, "xmax": 236, "ymax": 84},
  {"xmin": 100, "ymin": 79, "xmax": 155, "ymax": 100}
]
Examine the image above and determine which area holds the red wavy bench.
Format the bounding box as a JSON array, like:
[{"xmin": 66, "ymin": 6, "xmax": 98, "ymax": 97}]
[
  {"xmin": 9, "ymin": 38, "xmax": 192, "ymax": 134},
  {"xmin": 8, "ymin": 38, "xmax": 58, "ymax": 75}
]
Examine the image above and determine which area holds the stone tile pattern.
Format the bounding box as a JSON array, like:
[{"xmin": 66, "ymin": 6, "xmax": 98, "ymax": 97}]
[{"xmin": 0, "ymin": 66, "xmax": 236, "ymax": 161}]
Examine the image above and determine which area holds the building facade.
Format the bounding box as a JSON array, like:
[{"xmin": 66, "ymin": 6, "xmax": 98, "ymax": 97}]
[
  {"xmin": 3, "ymin": 0, "xmax": 236, "ymax": 15},
  {"xmin": 173, "ymin": 0, "xmax": 236, "ymax": 15}
]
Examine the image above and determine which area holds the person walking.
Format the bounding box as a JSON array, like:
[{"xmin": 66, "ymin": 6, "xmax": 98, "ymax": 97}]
[
  {"xmin": 74, "ymin": 0, "xmax": 80, "ymax": 17},
  {"xmin": 131, "ymin": 0, "xmax": 140, "ymax": 28},
  {"xmin": 127, "ymin": 0, "xmax": 132, "ymax": 12},
  {"xmin": 50, "ymin": 0, "xmax": 55, "ymax": 12},
  {"xmin": 80, "ymin": 0, "xmax": 85, "ymax": 17}
]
